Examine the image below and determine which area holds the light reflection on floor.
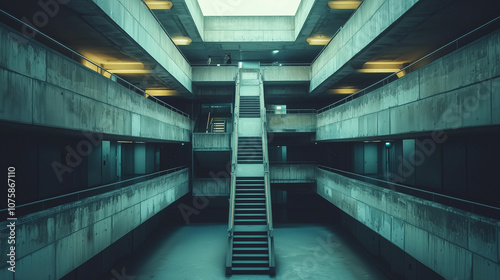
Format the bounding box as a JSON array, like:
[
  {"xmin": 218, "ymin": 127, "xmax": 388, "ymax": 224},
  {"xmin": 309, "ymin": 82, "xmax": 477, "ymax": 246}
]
[{"xmin": 110, "ymin": 223, "xmax": 389, "ymax": 280}]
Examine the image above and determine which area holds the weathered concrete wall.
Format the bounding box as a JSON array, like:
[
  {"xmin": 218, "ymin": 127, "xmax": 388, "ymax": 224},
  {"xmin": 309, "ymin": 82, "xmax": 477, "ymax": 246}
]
[
  {"xmin": 270, "ymin": 164, "xmax": 316, "ymax": 183},
  {"xmin": 183, "ymin": 0, "xmax": 205, "ymax": 39},
  {"xmin": 193, "ymin": 133, "xmax": 231, "ymax": 151},
  {"xmin": 204, "ymin": 16, "xmax": 295, "ymax": 42},
  {"xmin": 316, "ymin": 168, "xmax": 500, "ymax": 280},
  {"xmin": 92, "ymin": 0, "xmax": 192, "ymax": 92},
  {"xmin": 192, "ymin": 66, "xmax": 237, "ymax": 82},
  {"xmin": 193, "ymin": 178, "xmax": 230, "ymax": 196},
  {"xmin": 317, "ymin": 30, "xmax": 500, "ymax": 141},
  {"xmin": 294, "ymin": 0, "xmax": 315, "ymax": 39},
  {"xmin": 0, "ymin": 25, "xmax": 191, "ymax": 142},
  {"xmin": 310, "ymin": 0, "xmax": 419, "ymax": 92},
  {"xmin": 267, "ymin": 114, "xmax": 316, "ymax": 133},
  {"xmin": 0, "ymin": 169, "xmax": 189, "ymax": 280},
  {"xmin": 261, "ymin": 66, "xmax": 310, "ymax": 83}
]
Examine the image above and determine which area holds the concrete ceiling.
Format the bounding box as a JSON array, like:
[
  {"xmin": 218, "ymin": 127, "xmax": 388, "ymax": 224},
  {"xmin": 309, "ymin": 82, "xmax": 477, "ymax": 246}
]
[{"xmin": 1, "ymin": 0, "xmax": 499, "ymax": 110}]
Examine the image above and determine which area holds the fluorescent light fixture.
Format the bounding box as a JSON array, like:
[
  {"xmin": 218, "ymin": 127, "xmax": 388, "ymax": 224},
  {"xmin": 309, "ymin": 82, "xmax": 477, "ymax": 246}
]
[
  {"xmin": 276, "ymin": 106, "xmax": 282, "ymax": 110},
  {"xmin": 102, "ymin": 62, "xmax": 151, "ymax": 74},
  {"xmin": 328, "ymin": 1, "xmax": 361, "ymax": 9},
  {"xmin": 117, "ymin": 141, "xmax": 133, "ymax": 144},
  {"xmin": 172, "ymin": 36, "xmax": 192, "ymax": 45},
  {"xmin": 328, "ymin": 88, "xmax": 358, "ymax": 94},
  {"xmin": 306, "ymin": 35, "xmax": 331, "ymax": 45},
  {"xmin": 145, "ymin": 89, "xmax": 179, "ymax": 97},
  {"xmin": 145, "ymin": 0, "xmax": 173, "ymax": 9},
  {"xmin": 272, "ymin": 50, "xmax": 279, "ymax": 54},
  {"xmin": 358, "ymin": 61, "xmax": 406, "ymax": 76},
  {"xmin": 107, "ymin": 69, "xmax": 151, "ymax": 74}
]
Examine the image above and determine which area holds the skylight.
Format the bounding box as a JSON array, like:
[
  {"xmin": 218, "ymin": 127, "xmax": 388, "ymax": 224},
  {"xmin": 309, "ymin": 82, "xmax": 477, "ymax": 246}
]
[{"xmin": 197, "ymin": 0, "xmax": 302, "ymax": 16}]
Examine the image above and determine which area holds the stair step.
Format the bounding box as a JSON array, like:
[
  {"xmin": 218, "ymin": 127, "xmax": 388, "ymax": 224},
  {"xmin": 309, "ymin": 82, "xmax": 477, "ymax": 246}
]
[
  {"xmin": 235, "ymin": 197, "xmax": 266, "ymax": 201},
  {"xmin": 235, "ymin": 208, "xmax": 266, "ymax": 212},
  {"xmin": 235, "ymin": 193, "xmax": 265, "ymax": 197},
  {"xmin": 232, "ymin": 260, "xmax": 269, "ymax": 267},
  {"xmin": 235, "ymin": 213, "xmax": 266, "ymax": 217},
  {"xmin": 231, "ymin": 267, "xmax": 270, "ymax": 274},
  {"xmin": 234, "ymin": 225, "xmax": 267, "ymax": 232},
  {"xmin": 233, "ymin": 254, "xmax": 268, "ymax": 260},
  {"xmin": 234, "ymin": 240, "xmax": 268, "ymax": 246},
  {"xmin": 235, "ymin": 219, "xmax": 267, "ymax": 224},
  {"xmin": 233, "ymin": 234, "xmax": 267, "ymax": 239}
]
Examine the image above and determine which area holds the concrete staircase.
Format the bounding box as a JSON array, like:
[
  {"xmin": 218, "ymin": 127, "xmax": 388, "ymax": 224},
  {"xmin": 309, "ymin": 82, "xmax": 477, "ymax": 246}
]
[{"xmin": 226, "ymin": 67, "xmax": 275, "ymax": 276}]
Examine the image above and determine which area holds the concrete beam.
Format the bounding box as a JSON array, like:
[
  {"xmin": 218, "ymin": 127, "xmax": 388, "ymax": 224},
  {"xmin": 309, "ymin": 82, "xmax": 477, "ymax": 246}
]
[
  {"xmin": 310, "ymin": 0, "xmax": 419, "ymax": 93},
  {"xmin": 316, "ymin": 168, "xmax": 500, "ymax": 280},
  {"xmin": 192, "ymin": 66, "xmax": 238, "ymax": 83},
  {"xmin": 270, "ymin": 163, "xmax": 316, "ymax": 183},
  {"xmin": 204, "ymin": 16, "xmax": 295, "ymax": 42},
  {"xmin": 193, "ymin": 133, "xmax": 232, "ymax": 151},
  {"xmin": 267, "ymin": 113, "xmax": 316, "ymax": 133},
  {"xmin": 92, "ymin": 0, "xmax": 192, "ymax": 92},
  {"xmin": 317, "ymin": 30, "xmax": 500, "ymax": 141},
  {"xmin": 0, "ymin": 24, "xmax": 191, "ymax": 142},
  {"xmin": 0, "ymin": 169, "xmax": 189, "ymax": 279},
  {"xmin": 183, "ymin": 0, "xmax": 205, "ymax": 40},
  {"xmin": 261, "ymin": 66, "xmax": 310, "ymax": 83}
]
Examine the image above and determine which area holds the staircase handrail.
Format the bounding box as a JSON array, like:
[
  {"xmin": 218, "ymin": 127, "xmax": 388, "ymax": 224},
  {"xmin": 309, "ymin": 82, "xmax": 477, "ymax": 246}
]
[{"xmin": 260, "ymin": 71, "xmax": 275, "ymax": 271}]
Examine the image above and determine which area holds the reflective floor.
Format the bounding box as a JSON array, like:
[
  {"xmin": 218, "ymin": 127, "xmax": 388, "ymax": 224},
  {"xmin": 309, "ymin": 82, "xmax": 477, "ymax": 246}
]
[{"xmin": 109, "ymin": 223, "xmax": 389, "ymax": 280}]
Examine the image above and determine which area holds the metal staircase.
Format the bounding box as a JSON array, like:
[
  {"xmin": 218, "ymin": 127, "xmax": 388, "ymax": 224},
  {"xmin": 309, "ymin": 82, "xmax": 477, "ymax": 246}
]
[
  {"xmin": 211, "ymin": 118, "xmax": 226, "ymax": 133},
  {"xmin": 226, "ymin": 67, "xmax": 275, "ymax": 276}
]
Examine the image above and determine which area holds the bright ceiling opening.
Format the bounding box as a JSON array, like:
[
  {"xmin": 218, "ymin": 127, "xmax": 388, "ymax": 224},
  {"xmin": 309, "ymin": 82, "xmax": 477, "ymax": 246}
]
[{"xmin": 197, "ymin": 0, "xmax": 302, "ymax": 16}]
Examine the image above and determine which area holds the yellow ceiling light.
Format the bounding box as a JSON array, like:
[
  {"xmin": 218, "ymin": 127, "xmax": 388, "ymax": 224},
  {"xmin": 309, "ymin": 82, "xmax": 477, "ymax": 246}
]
[
  {"xmin": 144, "ymin": 0, "xmax": 173, "ymax": 10},
  {"xmin": 328, "ymin": 1, "xmax": 361, "ymax": 9},
  {"xmin": 306, "ymin": 35, "xmax": 331, "ymax": 45},
  {"xmin": 145, "ymin": 89, "xmax": 179, "ymax": 97},
  {"xmin": 101, "ymin": 62, "xmax": 151, "ymax": 74},
  {"xmin": 328, "ymin": 87, "xmax": 359, "ymax": 94},
  {"xmin": 358, "ymin": 61, "xmax": 406, "ymax": 77},
  {"xmin": 172, "ymin": 36, "xmax": 192, "ymax": 45}
]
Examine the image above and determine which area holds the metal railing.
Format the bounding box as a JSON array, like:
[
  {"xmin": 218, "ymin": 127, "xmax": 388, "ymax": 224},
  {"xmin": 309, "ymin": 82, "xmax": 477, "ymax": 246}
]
[
  {"xmin": 317, "ymin": 15, "xmax": 500, "ymax": 114},
  {"xmin": 226, "ymin": 72, "xmax": 240, "ymax": 272},
  {"xmin": 260, "ymin": 72, "xmax": 276, "ymax": 271},
  {"xmin": 0, "ymin": 9, "xmax": 189, "ymax": 118},
  {"xmin": 317, "ymin": 165, "xmax": 500, "ymax": 219},
  {"xmin": 0, "ymin": 166, "xmax": 188, "ymax": 216},
  {"xmin": 266, "ymin": 109, "xmax": 317, "ymax": 115}
]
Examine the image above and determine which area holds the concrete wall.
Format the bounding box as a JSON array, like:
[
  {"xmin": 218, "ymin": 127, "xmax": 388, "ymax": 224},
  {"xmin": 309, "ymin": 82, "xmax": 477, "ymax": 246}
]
[
  {"xmin": 317, "ymin": 30, "xmax": 500, "ymax": 141},
  {"xmin": 193, "ymin": 133, "xmax": 232, "ymax": 151},
  {"xmin": 204, "ymin": 16, "xmax": 295, "ymax": 42},
  {"xmin": 193, "ymin": 178, "xmax": 230, "ymax": 196},
  {"xmin": 0, "ymin": 24, "xmax": 191, "ymax": 142},
  {"xmin": 184, "ymin": 0, "xmax": 205, "ymax": 39},
  {"xmin": 192, "ymin": 66, "xmax": 238, "ymax": 82},
  {"xmin": 310, "ymin": 0, "xmax": 419, "ymax": 92},
  {"xmin": 294, "ymin": 0, "xmax": 315, "ymax": 39},
  {"xmin": 92, "ymin": 0, "xmax": 192, "ymax": 92},
  {"xmin": 261, "ymin": 66, "xmax": 310, "ymax": 83},
  {"xmin": 270, "ymin": 164, "xmax": 316, "ymax": 183},
  {"xmin": 316, "ymin": 168, "xmax": 500, "ymax": 280},
  {"xmin": 0, "ymin": 169, "xmax": 189, "ymax": 280},
  {"xmin": 267, "ymin": 113, "xmax": 316, "ymax": 133}
]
